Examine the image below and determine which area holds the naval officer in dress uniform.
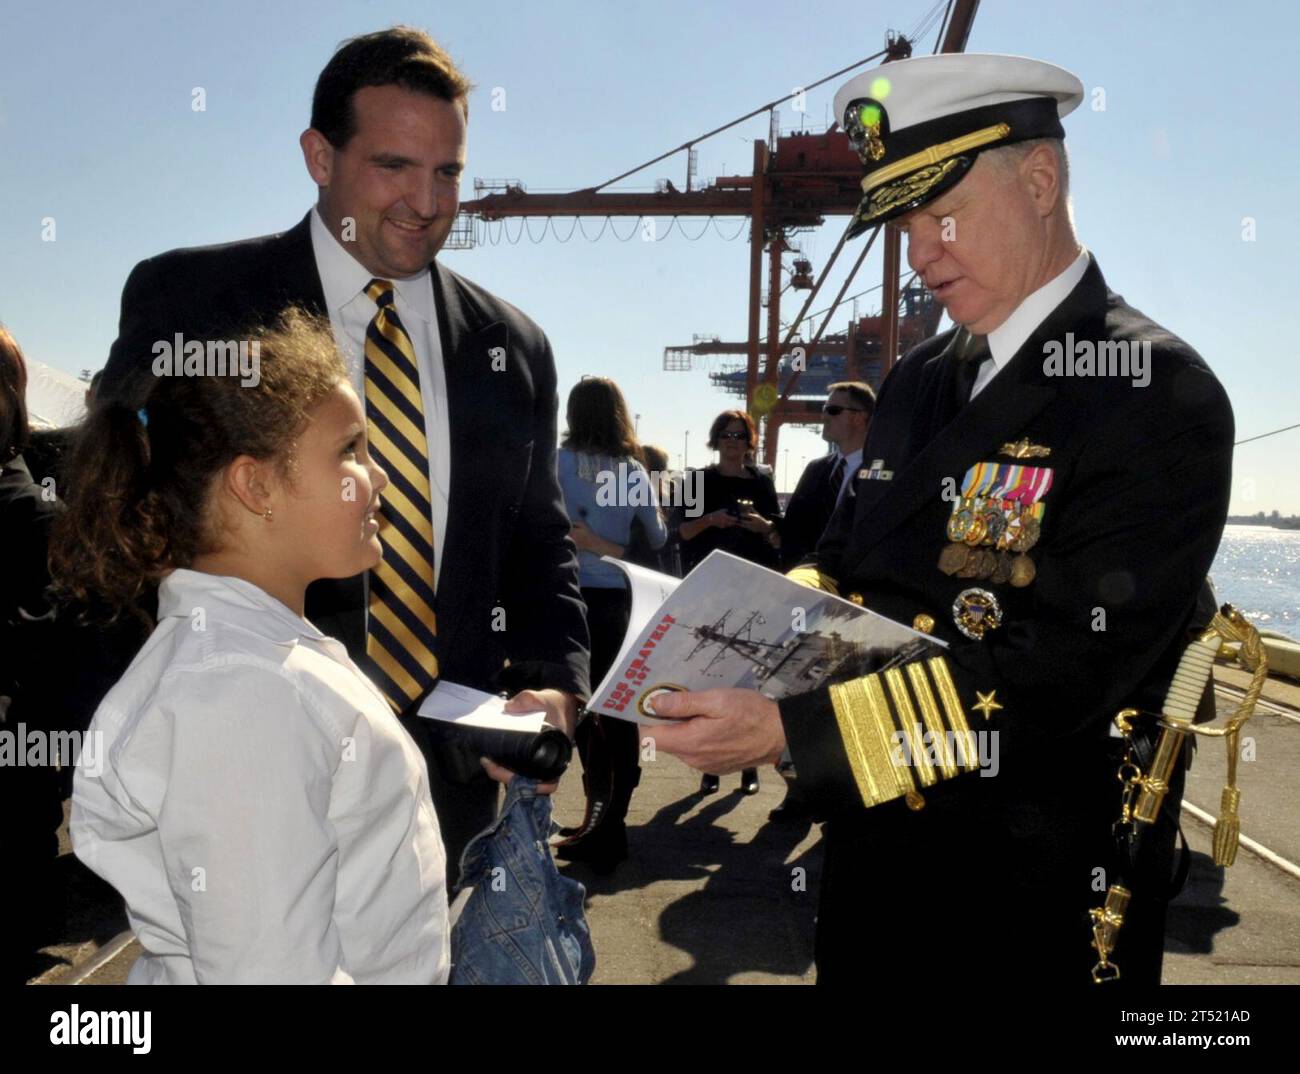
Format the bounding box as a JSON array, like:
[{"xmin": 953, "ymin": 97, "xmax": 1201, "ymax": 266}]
[{"xmin": 650, "ymin": 53, "xmax": 1234, "ymax": 986}]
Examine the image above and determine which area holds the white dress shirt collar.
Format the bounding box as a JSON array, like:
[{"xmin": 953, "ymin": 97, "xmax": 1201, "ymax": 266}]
[
  {"xmin": 157, "ymin": 568, "xmax": 329, "ymax": 648},
  {"xmin": 985, "ymin": 247, "xmax": 1090, "ymax": 372},
  {"xmin": 309, "ymin": 207, "xmax": 435, "ymax": 325}
]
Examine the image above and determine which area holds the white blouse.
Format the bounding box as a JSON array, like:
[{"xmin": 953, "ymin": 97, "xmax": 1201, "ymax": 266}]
[{"xmin": 72, "ymin": 569, "xmax": 449, "ymax": 984}]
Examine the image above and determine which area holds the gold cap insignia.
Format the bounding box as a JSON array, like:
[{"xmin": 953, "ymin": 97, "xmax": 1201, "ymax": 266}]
[
  {"xmin": 863, "ymin": 120, "xmax": 886, "ymax": 162},
  {"xmin": 844, "ymin": 98, "xmax": 890, "ymax": 166}
]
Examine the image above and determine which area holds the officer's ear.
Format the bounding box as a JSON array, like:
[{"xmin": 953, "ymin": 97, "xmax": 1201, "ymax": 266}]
[{"xmin": 1020, "ymin": 141, "xmax": 1063, "ymax": 218}]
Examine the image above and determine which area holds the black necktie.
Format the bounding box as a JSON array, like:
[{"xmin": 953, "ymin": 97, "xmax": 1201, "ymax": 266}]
[
  {"xmin": 953, "ymin": 331, "xmax": 988, "ymax": 408},
  {"xmin": 828, "ymin": 454, "xmax": 847, "ymax": 506}
]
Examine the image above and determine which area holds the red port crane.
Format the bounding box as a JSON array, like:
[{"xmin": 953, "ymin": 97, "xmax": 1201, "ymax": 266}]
[{"xmin": 454, "ymin": 0, "xmax": 980, "ymax": 466}]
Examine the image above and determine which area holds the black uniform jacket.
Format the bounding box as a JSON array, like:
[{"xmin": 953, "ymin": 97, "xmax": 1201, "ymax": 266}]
[
  {"xmin": 97, "ymin": 212, "xmax": 590, "ymax": 707},
  {"xmin": 779, "ymin": 256, "xmax": 1233, "ymax": 820}
]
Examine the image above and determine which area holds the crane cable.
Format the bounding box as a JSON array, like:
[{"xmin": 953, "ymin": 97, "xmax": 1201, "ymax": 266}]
[
  {"xmin": 907, "ymin": 0, "xmax": 950, "ymax": 46},
  {"xmin": 588, "ymin": 46, "xmax": 892, "ymax": 193},
  {"xmin": 1236, "ymin": 422, "xmax": 1300, "ymax": 447}
]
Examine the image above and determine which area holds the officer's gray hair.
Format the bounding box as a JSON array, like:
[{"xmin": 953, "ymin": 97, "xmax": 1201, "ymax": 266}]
[{"xmin": 986, "ymin": 137, "xmax": 1072, "ymax": 223}]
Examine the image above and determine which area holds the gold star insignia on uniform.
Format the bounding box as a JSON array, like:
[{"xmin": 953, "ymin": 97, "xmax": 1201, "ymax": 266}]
[{"xmin": 973, "ymin": 690, "xmax": 1003, "ymax": 720}]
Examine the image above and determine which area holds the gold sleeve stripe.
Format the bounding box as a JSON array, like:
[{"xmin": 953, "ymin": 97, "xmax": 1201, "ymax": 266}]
[
  {"xmin": 884, "ymin": 667, "xmax": 934, "ymax": 788},
  {"xmin": 828, "ymin": 678, "xmax": 882, "ymax": 806},
  {"xmin": 928, "ymin": 656, "xmax": 978, "ymax": 770},
  {"xmin": 864, "ymin": 673, "xmax": 914, "ymax": 802},
  {"xmin": 828, "ymin": 655, "xmax": 980, "ymax": 809},
  {"xmin": 829, "ymin": 674, "xmax": 917, "ymax": 807},
  {"xmin": 906, "ymin": 662, "xmax": 957, "ymax": 779},
  {"xmin": 785, "ymin": 566, "xmax": 841, "ymax": 596}
]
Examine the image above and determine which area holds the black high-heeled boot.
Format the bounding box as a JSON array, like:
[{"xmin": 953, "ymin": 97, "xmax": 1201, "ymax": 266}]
[
  {"xmin": 555, "ymin": 771, "xmax": 595, "ymax": 839},
  {"xmin": 554, "ymin": 720, "xmax": 640, "ymax": 874},
  {"xmin": 554, "ymin": 769, "xmax": 639, "ymax": 874},
  {"xmin": 740, "ymin": 767, "xmax": 760, "ymax": 795}
]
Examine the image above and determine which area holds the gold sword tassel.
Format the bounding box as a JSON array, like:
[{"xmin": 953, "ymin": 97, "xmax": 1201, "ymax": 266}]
[
  {"xmin": 1090, "ymin": 604, "xmax": 1267, "ymax": 982},
  {"xmin": 1205, "ymin": 607, "xmax": 1268, "ymax": 866}
]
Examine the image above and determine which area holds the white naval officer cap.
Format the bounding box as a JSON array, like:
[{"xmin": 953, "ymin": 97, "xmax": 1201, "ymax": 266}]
[{"xmin": 833, "ymin": 53, "xmax": 1085, "ymax": 236}]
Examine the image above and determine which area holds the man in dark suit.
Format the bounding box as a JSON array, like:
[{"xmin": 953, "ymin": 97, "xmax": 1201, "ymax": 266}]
[
  {"xmin": 780, "ymin": 381, "xmax": 875, "ymax": 571},
  {"xmin": 96, "ymin": 27, "xmax": 590, "ymax": 882},
  {"xmin": 770, "ymin": 380, "xmax": 874, "ymax": 823},
  {"xmin": 651, "ymin": 53, "xmax": 1232, "ymax": 986}
]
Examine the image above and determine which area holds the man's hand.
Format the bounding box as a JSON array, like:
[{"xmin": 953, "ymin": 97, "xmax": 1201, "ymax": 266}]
[
  {"xmin": 511, "ymin": 687, "xmax": 579, "ymax": 740},
  {"xmin": 645, "ymin": 688, "xmax": 785, "ymax": 774},
  {"xmin": 480, "ymin": 689, "xmax": 580, "ymax": 795}
]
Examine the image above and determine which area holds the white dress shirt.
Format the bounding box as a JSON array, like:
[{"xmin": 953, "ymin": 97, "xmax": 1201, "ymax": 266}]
[
  {"xmin": 970, "ymin": 247, "xmax": 1090, "ymax": 399},
  {"xmin": 310, "ymin": 208, "xmax": 451, "ymax": 589},
  {"xmin": 71, "ymin": 569, "xmax": 449, "ymax": 985}
]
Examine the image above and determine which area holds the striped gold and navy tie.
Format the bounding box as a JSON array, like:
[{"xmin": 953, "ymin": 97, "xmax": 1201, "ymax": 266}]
[{"xmin": 362, "ymin": 278, "xmax": 440, "ymax": 712}]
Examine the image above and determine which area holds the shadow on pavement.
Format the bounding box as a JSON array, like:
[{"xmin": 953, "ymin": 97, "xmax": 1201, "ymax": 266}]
[
  {"xmin": 1165, "ymin": 848, "xmax": 1240, "ymax": 956},
  {"xmin": 560, "ymin": 786, "xmax": 822, "ymax": 984}
]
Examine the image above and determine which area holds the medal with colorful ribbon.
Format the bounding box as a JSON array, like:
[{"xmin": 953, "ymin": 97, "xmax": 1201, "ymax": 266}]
[{"xmin": 939, "ymin": 461, "xmax": 1053, "ymax": 587}]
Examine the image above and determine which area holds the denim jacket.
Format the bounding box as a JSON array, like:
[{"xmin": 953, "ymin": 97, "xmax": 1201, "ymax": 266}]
[{"xmin": 449, "ymin": 777, "xmax": 595, "ymax": 985}]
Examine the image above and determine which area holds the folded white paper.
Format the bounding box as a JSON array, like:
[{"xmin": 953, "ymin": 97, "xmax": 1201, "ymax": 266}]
[{"xmin": 416, "ymin": 680, "xmax": 548, "ymax": 733}]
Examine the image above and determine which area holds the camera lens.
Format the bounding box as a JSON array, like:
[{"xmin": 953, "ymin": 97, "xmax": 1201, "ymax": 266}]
[{"xmin": 457, "ymin": 726, "xmax": 572, "ymax": 782}]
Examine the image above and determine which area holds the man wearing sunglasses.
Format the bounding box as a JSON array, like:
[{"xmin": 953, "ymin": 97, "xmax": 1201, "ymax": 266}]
[
  {"xmin": 781, "ymin": 382, "xmax": 876, "ymax": 571},
  {"xmin": 767, "ymin": 382, "xmax": 875, "ymax": 823}
]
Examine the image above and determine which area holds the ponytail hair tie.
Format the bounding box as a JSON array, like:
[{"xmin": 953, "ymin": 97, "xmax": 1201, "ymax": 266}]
[{"xmin": 137, "ymin": 407, "xmax": 149, "ymax": 427}]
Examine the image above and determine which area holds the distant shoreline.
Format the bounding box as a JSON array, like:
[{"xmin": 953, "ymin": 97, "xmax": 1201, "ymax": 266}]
[{"xmin": 1225, "ymin": 518, "xmax": 1300, "ymax": 531}]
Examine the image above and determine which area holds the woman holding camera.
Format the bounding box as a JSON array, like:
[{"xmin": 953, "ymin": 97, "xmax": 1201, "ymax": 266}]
[{"xmin": 675, "ymin": 409, "xmax": 782, "ymax": 795}]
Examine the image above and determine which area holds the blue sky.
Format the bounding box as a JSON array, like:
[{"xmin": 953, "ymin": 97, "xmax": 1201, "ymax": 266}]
[{"xmin": 2, "ymin": 0, "xmax": 1296, "ymax": 512}]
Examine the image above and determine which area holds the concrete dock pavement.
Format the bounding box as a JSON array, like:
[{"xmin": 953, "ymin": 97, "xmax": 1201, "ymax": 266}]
[
  {"xmin": 554, "ymin": 754, "xmax": 821, "ymax": 985},
  {"xmin": 1163, "ymin": 673, "xmax": 1300, "ymax": 983}
]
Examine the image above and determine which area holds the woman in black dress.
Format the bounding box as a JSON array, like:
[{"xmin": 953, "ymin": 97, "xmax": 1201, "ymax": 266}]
[{"xmin": 675, "ymin": 410, "xmax": 782, "ymax": 795}]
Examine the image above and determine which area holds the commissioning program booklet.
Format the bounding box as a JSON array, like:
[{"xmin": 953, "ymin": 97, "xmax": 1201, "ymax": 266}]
[{"xmin": 588, "ymin": 550, "xmax": 940, "ymax": 725}]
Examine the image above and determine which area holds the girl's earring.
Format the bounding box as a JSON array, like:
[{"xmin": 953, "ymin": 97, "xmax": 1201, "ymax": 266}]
[{"xmin": 263, "ymin": 508, "xmax": 273, "ymax": 522}]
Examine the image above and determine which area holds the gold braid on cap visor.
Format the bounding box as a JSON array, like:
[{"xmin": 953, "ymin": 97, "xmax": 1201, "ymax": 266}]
[
  {"xmin": 865, "ymin": 159, "xmax": 963, "ymax": 219},
  {"xmin": 862, "ymin": 122, "xmax": 1012, "ymax": 194}
]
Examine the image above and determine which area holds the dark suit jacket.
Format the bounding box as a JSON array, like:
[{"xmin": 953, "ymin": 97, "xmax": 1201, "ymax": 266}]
[
  {"xmin": 99, "ymin": 212, "xmax": 591, "ymax": 707},
  {"xmin": 778, "ymin": 257, "xmax": 1233, "ymax": 982},
  {"xmin": 779, "ymin": 452, "xmax": 840, "ymax": 570}
]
